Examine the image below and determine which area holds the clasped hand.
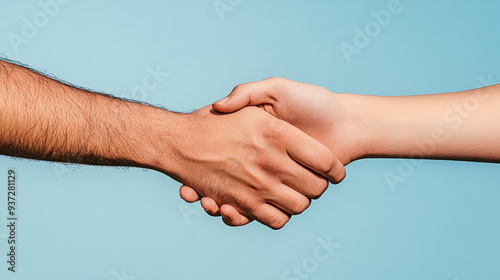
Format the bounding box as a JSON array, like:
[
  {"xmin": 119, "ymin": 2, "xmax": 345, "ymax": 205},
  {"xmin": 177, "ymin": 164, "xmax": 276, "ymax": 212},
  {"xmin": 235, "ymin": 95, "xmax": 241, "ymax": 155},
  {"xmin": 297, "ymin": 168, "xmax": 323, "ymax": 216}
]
[{"xmin": 178, "ymin": 78, "xmax": 359, "ymax": 229}]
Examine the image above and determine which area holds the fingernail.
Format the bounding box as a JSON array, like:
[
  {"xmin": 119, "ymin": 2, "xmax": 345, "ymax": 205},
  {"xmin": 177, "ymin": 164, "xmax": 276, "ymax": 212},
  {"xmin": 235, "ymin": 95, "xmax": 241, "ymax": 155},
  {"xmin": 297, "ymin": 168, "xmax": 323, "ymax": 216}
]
[{"xmin": 215, "ymin": 97, "xmax": 230, "ymax": 106}]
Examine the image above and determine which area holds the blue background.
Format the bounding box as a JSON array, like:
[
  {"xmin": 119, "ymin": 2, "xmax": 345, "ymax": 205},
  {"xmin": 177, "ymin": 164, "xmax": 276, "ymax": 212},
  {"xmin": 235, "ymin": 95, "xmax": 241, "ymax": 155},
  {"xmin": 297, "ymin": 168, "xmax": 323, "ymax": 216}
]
[{"xmin": 1, "ymin": 0, "xmax": 500, "ymax": 279}]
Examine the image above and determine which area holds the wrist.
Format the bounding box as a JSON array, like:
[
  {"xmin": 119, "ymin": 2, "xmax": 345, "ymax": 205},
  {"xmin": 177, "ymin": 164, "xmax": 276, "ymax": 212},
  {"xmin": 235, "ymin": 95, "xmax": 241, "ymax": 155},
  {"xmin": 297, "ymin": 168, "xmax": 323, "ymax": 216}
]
[
  {"xmin": 118, "ymin": 103, "xmax": 188, "ymax": 175},
  {"xmin": 340, "ymin": 93, "xmax": 432, "ymax": 160},
  {"xmin": 332, "ymin": 93, "xmax": 376, "ymax": 163}
]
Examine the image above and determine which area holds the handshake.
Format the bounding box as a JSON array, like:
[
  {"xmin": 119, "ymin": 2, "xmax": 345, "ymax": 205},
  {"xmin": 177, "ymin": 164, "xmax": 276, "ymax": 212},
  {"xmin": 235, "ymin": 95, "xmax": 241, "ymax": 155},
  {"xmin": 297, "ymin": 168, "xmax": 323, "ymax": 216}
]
[
  {"xmin": 172, "ymin": 77, "xmax": 500, "ymax": 229},
  {"xmin": 176, "ymin": 78, "xmax": 355, "ymax": 229},
  {"xmin": 1, "ymin": 59, "xmax": 498, "ymax": 230}
]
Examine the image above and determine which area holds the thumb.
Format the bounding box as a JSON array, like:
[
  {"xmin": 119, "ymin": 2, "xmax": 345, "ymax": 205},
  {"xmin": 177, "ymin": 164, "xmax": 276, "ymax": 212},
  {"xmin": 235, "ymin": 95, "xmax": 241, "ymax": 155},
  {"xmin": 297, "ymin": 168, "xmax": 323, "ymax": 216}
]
[
  {"xmin": 212, "ymin": 92, "xmax": 250, "ymax": 113},
  {"xmin": 213, "ymin": 78, "xmax": 283, "ymax": 113}
]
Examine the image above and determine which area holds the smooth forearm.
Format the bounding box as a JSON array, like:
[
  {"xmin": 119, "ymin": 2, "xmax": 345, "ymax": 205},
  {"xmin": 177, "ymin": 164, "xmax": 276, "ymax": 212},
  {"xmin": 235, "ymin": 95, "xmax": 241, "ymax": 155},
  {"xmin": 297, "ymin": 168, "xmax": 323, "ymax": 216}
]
[
  {"xmin": 0, "ymin": 59, "xmax": 180, "ymax": 169},
  {"xmin": 340, "ymin": 85, "xmax": 500, "ymax": 162}
]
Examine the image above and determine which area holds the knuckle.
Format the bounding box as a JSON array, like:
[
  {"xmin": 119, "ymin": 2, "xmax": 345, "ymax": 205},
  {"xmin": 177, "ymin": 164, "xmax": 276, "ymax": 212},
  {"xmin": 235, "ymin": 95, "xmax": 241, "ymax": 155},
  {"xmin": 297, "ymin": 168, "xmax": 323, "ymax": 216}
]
[
  {"xmin": 263, "ymin": 119, "xmax": 286, "ymax": 141},
  {"xmin": 308, "ymin": 179, "xmax": 329, "ymax": 199},
  {"xmin": 289, "ymin": 196, "xmax": 311, "ymax": 215},
  {"xmin": 231, "ymin": 83, "xmax": 244, "ymax": 93},
  {"xmin": 267, "ymin": 77, "xmax": 285, "ymax": 84},
  {"xmin": 267, "ymin": 77, "xmax": 292, "ymax": 94},
  {"xmin": 333, "ymin": 167, "xmax": 347, "ymax": 184},
  {"xmin": 257, "ymin": 157, "xmax": 281, "ymax": 173},
  {"xmin": 318, "ymin": 152, "xmax": 336, "ymax": 174},
  {"xmin": 267, "ymin": 77, "xmax": 287, "ymax": 87},
  {"xmin": 237, "ymin": 195, "xmax": 259, "ymax": 214},
  {"xmin": 269, "ymin": 215, "xmax": 289, "ymax": 230}
]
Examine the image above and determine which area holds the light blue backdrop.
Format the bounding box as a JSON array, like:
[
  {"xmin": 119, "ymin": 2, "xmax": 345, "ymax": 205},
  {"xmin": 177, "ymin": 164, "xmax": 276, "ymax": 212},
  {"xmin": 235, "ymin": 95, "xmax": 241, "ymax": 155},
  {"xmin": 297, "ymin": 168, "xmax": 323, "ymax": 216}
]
[{"xmin": 1, "ymin": 1, "xmax": 499, "ymax": 279}]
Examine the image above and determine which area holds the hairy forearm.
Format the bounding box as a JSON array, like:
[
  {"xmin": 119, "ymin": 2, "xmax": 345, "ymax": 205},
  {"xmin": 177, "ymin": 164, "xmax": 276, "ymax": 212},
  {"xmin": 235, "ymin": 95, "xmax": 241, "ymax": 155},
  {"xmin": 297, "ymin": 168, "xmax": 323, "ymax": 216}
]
[
  {"xmin": 0, "ymin": 59, "xmax": 178, "ymax": 169},
  {"xmin": 340, "ymin": 84, "xmax": 500, "ymax": 162}
]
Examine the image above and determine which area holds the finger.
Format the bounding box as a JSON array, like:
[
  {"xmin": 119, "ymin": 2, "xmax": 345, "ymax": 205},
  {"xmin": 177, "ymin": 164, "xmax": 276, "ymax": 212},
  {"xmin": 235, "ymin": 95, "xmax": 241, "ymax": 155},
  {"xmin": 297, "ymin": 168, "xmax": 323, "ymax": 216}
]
[
  {"xmin": 213, "ymin": 78, "xmax": 285, "ymax": 113},
  {"xmin": 263, "ymin": 184, "xmax": 312, "ymax": 215},
  {"xmin": 282, "ymin": 123, "xmax": 346, "ymax": 184},
  {"xmin": 220, "ymin": 204, "xmax": 253, "ymax": 227},
  {"xmin": 200, "ymin": 197, "xmax": 221, "ymax": 216},
  {"xmin": 279, "ymin": 159, "xmax": 329, "ymax": 199},
  {"xmin": 179, "ymin": 185, "xmax": 202, "ymax": 203},
  {"xmin": 250, "ymin": 203, "xmax": 291, "ymax": 230}
]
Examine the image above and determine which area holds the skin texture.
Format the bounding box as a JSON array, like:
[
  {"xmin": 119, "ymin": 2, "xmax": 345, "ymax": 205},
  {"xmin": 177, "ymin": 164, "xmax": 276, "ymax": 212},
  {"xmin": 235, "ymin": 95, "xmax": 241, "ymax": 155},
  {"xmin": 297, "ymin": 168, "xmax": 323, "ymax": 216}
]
[
  {"xmin": 0, "ymin": 61, "xmax": 346, "ymax": 229},
  {"xmin": 180, "ymin": 77, "xmax": 500, "ymax": 226}
]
